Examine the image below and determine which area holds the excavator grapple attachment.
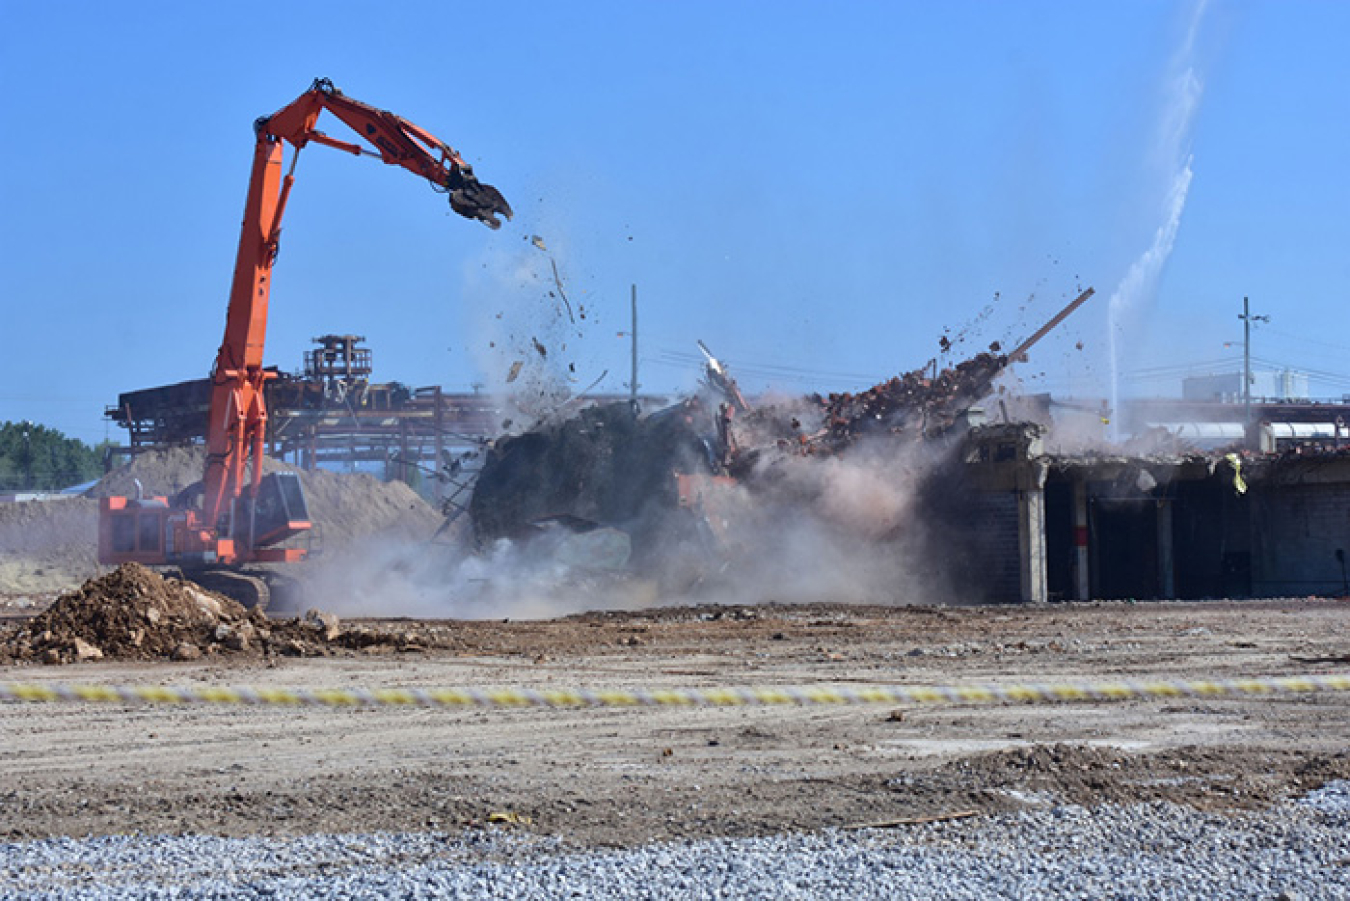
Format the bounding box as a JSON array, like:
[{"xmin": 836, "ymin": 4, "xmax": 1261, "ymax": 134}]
[{"xmin": 447, "ymin": 164, "xmax": 513, "ymax": 229}]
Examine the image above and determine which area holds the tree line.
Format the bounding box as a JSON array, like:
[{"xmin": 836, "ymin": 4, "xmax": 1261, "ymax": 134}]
[{"xmin": 0, "ymin": 421, "xmax": 108, "ymax": 492}]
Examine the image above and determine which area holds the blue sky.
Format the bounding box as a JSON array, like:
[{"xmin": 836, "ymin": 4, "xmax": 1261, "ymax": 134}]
[{"xmin": 2, "ymin": 0, "xmax": 1348, "ymax": 445}]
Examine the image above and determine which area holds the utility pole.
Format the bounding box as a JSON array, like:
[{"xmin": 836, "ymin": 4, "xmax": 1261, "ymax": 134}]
[
  {"xmin": 629, "ymin": 284, "xmax": 639, "ymax": 410},
  {"xmin": 1238, "ymin": 296, "xmax": 1270, "ymax": 428},
  {"xmin": 21, "ymin": 422, "xmax": 31, "ymax": 491}
]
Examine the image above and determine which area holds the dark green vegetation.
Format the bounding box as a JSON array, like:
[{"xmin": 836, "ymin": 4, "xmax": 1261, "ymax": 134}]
[{"xmin": 0, "ymin": 421, "xmax": 106, "ymax": 491}]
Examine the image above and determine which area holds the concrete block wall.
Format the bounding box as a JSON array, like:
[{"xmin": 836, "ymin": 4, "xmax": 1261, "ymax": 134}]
[
  {"xmin": 1251, "ymin": 482, "xmax": 1350, "ymax": 596},
  {"xmin": 965, "ymin": 490, "xmax": 1022, "ymax": 601}
]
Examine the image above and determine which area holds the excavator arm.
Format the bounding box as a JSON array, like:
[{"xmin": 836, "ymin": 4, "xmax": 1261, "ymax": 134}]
[
  {"xmin": 196, "ymin": 77, "xmax": 511, "ymax": 555},
  {"xmin": 260, "ymin": 78, "xmax": 512, "ymax": 229}
]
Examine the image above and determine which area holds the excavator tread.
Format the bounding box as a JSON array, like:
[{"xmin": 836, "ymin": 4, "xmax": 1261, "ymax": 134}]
[{"xmin": 180, "ymin": 568, "xmax": 271, "ymax": 613}]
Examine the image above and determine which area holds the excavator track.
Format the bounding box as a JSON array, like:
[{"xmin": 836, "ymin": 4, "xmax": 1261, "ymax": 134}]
[
  {"xmin": 180, "ymin": 568, "xmax": 271, "ymax": 613},
  {"xmin": 177, "ymin": 568, "xmax": 308, "ymax": 614},
  {"xmin": 259, "ymin": 572, "xmax": 305, "ymax": 615}
]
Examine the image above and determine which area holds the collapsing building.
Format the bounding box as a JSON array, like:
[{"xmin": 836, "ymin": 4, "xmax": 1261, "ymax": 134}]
[{"xmin": 466, "ymin": 354, "xmax": 1350, "ymax": 604}]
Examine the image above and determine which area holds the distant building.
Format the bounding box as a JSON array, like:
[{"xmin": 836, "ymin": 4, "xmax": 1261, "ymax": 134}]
[{"xmin": 1182, "ymin": 369, "xmax": 1309, "ymax": 403}]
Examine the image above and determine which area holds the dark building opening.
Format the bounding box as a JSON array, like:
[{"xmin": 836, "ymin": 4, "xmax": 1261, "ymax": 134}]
[
  {"xmin": 1090, "ymin": 496, "xmax": 1159, "ymax": 600},
  {"xmin": 1044, "ymin": 478, "xmax": 1075, "ymax": 601}
]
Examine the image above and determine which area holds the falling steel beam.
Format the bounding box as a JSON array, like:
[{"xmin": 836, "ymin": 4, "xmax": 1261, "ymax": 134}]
[{"xmin": 1007, "ymin": 287, "xmax": 1096, "ymax": 363}]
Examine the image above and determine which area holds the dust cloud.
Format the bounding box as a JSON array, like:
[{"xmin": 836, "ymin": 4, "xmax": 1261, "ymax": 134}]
[{"xmin": 297, "ymin": 391, "xmax": 978, "ymax": 620}]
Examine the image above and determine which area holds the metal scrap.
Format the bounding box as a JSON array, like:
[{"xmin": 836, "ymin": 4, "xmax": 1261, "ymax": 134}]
[{"xmin": 549, "ymin": 258, "xmax": 575, "ymax": 323}]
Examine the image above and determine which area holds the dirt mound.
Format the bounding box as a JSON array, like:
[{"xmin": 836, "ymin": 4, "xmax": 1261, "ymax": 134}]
[
  {"xmin": 86, "ymin": 446, "xmax": 213, "ymax": 500},
  {"xmin": 0, "ymin": 563, "xmax": 431, "ymax": 664},
  {"xmin": 0, "ymin": 498, "xmax": 100, "ymax": 598},
  {"xmin": 299, "ymin": 467, "xmax": 442, "ymax": 549},
  {"xmin": 2, "ymin": 563, "xmax": 260, "ymax": 663},
  {"xmin": 934, "ymin": 743, "xmax": 1350, "ymax": 811}
]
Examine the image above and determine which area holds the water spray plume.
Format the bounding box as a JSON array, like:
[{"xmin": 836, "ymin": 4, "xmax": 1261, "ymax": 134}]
[
  {"xmin": 1107, "ymin": 158, "xmax": 1195, "ymax": 439},
  {"xmin": 1106, "ymin": 0, "xmax": 1208, "ymax": 442}
]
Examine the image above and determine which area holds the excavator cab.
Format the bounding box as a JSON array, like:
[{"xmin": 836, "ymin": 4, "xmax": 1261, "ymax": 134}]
[
  {"xmin": 100, "ymin": 472, "xmax": 311, "ymax": 568},
  {"xmin": 240, "ymin": 472, "xmax": 312, "ymax": 551}
]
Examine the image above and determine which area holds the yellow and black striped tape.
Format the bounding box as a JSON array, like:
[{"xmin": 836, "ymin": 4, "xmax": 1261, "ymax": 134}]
[{"xmin": 1, "ymin": 675, "xmax": 1347, "ymax": 709}]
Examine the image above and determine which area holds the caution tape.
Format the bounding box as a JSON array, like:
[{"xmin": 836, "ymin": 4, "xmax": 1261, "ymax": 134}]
[{"xmin": 0, "ymin": 675, "xmax": 1347, "ymax": 709}]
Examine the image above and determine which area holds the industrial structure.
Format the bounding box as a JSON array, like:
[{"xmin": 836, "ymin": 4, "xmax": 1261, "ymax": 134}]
[
  {"xmin": 107, "ymin": 335, "xmax": 497, "ymax": 499},
  {"xmin": 106, "ymin": 335, "xmax": 665, "ymax": 502}
]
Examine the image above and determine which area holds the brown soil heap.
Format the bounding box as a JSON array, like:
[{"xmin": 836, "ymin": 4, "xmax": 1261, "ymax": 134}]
[
  {"xmin": 0, "ymin": 563, "xmax": 441, "ymax": 664},
  {"xmin": 85, "ymin": 446, "xmax": 211, "ymax": 501},
  {"xmin": 2, "ymin": 563, "xmax": 263, "ymax": 663},
  {"xmin": 0, "ymin": 497, "xmax": 99, "ymax": 597}
]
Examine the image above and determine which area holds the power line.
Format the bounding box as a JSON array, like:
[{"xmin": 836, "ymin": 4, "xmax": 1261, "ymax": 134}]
[
  {"xmin": 1261, "ymin": 325, "xmax": 1350, "ymax": 355},
  {"xmin": 1249, "ymin": 354, "xmax": 1350, "ymax": 380},
  {"xmin": 650, "ymin": 344, "xmax": 884, "ymax": 383},
  {"xmin": 1122, "ymin": 356, "xmax": 1245, "ymax": 378},
  {"xmin": 648, "ymin": 347, "xmax": 886, "ymax": 388},
  {"xmin": 647, "ymin": 355, "xmax": 878, "ymax": 389}
]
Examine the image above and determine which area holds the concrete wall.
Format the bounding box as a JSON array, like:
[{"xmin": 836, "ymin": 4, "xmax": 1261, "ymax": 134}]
[
  {"xmin": 1250, "ymin": 481, "xmax": 1350, "ymax": 596},
  {"xmin": 963, "ymin": 424, "xmax": 1350, "ymax": 601},
  {"xmin": 964, "ymin": 490, "xmax": 1022, "ymax": 601}
]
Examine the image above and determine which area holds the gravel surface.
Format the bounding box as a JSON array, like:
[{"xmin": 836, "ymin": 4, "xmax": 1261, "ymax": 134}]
[{"xmin": 4, "ymin": 786, "xmax": 1347, "ymax": 900}]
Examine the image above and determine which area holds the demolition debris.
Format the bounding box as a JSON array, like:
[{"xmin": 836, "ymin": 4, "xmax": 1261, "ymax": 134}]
[{"xmin": 815, "ymin": 351, "xmax": 1008, "ymax": 451}]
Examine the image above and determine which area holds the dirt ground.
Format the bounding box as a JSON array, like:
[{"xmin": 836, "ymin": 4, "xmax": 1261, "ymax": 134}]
[{"xmin": 1, "ymin": 598, "xmax": 1348, "ymax": 847}]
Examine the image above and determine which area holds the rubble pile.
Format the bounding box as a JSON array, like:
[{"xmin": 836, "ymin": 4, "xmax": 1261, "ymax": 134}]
[
  {"xmin": 464, "ymin": 347, "xmax": 1015, "ymax": 570},
  {"xmin": 1, "ymin": 563, "xmax": 263, "ymax": 663},
  {"xmin": 0, "ymin": 563, "xmax": 422, "ymax": 664},
  {"xmin": 817, "ymin": 351, "xmax": 1007, "ymax": 451}
]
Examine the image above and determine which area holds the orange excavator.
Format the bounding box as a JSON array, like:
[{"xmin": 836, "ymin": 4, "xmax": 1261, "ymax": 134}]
[{"xmin": 98, "ymin": 78, "xmax": 511, "ymax": 607}]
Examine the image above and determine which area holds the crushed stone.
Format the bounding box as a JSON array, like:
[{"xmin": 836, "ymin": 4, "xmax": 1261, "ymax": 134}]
[{"xmin": 2, "ymin": 791, "xmax": 1347, "ymax": 899}]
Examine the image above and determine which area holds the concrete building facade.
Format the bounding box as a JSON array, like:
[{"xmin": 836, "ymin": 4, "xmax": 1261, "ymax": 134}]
[{"xmin": 956, "ymin": 425, "xmax": 1350, "ymax": 602}]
